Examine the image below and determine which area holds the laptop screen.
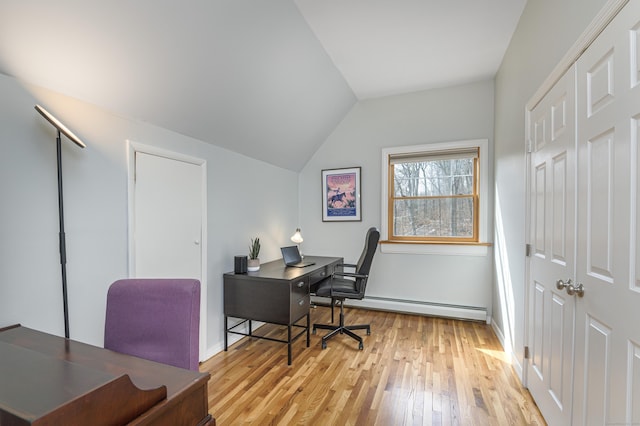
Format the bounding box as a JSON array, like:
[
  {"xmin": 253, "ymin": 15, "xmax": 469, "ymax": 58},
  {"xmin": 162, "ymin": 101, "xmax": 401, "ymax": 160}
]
[{"xmin": 281, "ymin": 246, "xmax": 302, "ymax": 265}]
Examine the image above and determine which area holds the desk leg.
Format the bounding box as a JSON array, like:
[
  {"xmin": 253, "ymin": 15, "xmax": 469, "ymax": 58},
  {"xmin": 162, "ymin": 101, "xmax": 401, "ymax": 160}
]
[
  {"xmin": 224, "ymin": 316, "xmax": 228, "ymax": 351},
  {"xmin": 306, "ymin": 313, "xmax": 310, "ymax": 347},
  {"xmin": 287, "ymin": 325, "xmax": 292, "ymax": 366}
]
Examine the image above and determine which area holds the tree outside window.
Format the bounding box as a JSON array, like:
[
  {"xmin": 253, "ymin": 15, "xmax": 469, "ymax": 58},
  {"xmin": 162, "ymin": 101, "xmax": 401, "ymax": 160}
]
[{"xmin": 388, "ymin": 147, "xmax": 479, "ymax": 242}]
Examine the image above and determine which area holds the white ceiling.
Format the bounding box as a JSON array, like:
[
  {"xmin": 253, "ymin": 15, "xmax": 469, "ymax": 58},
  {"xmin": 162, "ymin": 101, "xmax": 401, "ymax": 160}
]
[
  {"xmin": 296, "ymin": 0, "xmax": 527, "ymax": 99},
  {"xmin": 0, "ymin": 0, "xmax": 526, "ymax": 171}
]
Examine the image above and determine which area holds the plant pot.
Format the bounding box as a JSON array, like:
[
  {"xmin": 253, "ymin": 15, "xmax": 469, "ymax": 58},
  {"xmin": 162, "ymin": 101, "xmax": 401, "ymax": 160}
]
[{"xmin": 247, "ymin": 258, "xmax": 260, "ymax": 272}]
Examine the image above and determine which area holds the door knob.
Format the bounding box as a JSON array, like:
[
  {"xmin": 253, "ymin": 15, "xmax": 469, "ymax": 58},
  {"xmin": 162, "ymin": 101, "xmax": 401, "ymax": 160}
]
[
  {"xmin": 556, "ymin": 279, "xmax": 572, "ymax": 290},
  {"xmin": 566, "ymin": 283, "xmax": 585, "ymax": 297}
]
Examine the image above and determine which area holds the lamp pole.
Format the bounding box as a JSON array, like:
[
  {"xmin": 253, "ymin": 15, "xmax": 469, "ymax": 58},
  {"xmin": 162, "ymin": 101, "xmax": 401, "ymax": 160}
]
[
  {"xmin": 35, "ymin": 105, "xmax": 85, "ymax": 339},
  {"xmin": 55, "ymin": 130, "xmax": 70, "ymax": 339}
]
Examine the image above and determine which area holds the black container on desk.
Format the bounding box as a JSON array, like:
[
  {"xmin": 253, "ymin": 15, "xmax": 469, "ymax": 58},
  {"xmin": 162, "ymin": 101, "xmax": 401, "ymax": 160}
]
[{"xmin": 234, "ymin": 256, "xmax": 248, "ymax": 274}]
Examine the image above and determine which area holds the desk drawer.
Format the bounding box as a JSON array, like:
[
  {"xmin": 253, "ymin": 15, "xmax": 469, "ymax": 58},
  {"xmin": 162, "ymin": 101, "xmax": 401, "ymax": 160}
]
[
  {"xmin": 290, "ymin": 294, "xmax": 310, "ymax": 323},
  {"xmin": 290, "ymin": 278, "xmax": 309, "ymax": 322},
  {"xmin": 309, "ymin": 266, "xmax": 331, "ymax": 286},
  {"xmin": 291, "ymin": 277, "xmax": 309, "ymax": 298}
]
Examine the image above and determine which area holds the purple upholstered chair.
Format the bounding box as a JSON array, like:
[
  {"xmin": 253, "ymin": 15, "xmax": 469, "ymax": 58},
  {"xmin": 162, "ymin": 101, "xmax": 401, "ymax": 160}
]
[{"xmin": 104, "ymin": 278, "xmax": 201, "ymax": 371}]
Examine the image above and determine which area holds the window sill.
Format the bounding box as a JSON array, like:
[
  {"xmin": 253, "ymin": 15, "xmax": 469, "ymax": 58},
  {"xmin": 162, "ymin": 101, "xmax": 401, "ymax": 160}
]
[{"xmin": 379, "ymin": 240, "xmax": 491, "ymax": 256}]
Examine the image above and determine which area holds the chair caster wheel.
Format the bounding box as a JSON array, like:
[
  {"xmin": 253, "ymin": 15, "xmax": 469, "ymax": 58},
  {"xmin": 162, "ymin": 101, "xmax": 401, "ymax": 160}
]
[
  {"xmin": 358, "ymin": 342, "xmax": 364, "ymax": 350},
  {"xmin": 322, "ymin": 341, "xmax": 327, "ymax": 349},
  {"xmin": 366, "ymin": 330, "xmax": 371, "ymax": 335},
  {"xmin": 312, "ymin": 329, "xmax": 316, "ymax": 335}
]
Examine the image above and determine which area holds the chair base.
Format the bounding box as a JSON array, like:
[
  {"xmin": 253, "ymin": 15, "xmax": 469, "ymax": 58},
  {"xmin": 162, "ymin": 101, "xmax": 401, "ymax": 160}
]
[{"xmin": 312, "ymin": 301, "xmax": 370, "ymax": 350}]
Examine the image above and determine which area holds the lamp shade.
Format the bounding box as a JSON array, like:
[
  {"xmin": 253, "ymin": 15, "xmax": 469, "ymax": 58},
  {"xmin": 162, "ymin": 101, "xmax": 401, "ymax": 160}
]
[
  {"xmin": 34, "ymin": 105, "xmax": 86, "ymax": 148},
  {"xmin": 291, "ymin": 228, "xmax": 303, "ymax": 244}
]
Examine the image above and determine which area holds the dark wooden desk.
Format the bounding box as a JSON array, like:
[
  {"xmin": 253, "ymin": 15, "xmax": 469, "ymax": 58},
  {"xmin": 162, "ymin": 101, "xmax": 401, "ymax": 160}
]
[
  {"xmin": 0, "ymin": 325, "xmax": 213, "ymax": 426},
  {"xmin": 223, "ymin": 256, "xmax": 342, "ymax": 365}
]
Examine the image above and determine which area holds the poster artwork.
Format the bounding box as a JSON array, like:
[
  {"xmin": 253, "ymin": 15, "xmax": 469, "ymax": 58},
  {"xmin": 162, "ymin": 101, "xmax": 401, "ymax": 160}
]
[{"xmin": 325, "ymin": 172, "xmax": 357, "ymax": 217}]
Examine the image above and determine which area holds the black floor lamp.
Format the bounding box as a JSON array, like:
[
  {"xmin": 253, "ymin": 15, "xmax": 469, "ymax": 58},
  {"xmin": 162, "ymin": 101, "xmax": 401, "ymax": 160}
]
[{"xmin": 35, "ymin": 104, "xmax": 86, "ymax": 339}]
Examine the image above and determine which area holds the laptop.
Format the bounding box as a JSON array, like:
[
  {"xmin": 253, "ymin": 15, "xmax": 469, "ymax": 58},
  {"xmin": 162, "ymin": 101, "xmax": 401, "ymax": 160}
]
[{"xmin": 281, "ymin": 246, "xmax": 315, "ymax": 268}]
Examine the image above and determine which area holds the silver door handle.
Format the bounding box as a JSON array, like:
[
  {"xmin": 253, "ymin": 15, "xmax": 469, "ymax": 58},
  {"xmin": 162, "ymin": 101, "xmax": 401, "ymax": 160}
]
[
  {"xmin": 566, "ymin": 283, "xmax": 585, "ymax": 297},
  {"xmin": 556, "ymin": 279, "xmax": 572, "ymax": 290}
]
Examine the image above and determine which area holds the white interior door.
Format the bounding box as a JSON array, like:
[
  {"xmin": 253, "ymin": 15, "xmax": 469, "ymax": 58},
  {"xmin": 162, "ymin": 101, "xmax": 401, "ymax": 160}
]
[
  {"xmin": 134, "ymin": 151, "xmax": 202, "ymax": 278},
  {"xmin": 573, "ymin": 2, "xmax": 640, "ymax": 424},
  {"xmin": 131, "ymin": 146, "xmax": 207, "ymax": 361},
  {"xmin": 526, "ymin": 66, "xmax": 577, "ymax": 426}
]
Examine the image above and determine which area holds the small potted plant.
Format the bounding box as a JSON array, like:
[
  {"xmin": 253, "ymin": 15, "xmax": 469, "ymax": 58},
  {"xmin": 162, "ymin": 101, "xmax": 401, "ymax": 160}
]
[{"xmin": 247, "ymin": 237, "xmax": 261, "ymax": 271}]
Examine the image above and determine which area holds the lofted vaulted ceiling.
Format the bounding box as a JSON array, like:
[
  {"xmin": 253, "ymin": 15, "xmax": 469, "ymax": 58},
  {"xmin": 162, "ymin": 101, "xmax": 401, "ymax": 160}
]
[{"xmin": 0, "ymin": 0, "xmax": 526, "ymax": 171}]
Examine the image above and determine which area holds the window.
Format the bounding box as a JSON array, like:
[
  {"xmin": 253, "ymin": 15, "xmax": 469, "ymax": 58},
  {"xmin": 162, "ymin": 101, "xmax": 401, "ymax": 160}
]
[{"xmin": 381, "ymin": 139, "xmax": 489, "ymax": 254}]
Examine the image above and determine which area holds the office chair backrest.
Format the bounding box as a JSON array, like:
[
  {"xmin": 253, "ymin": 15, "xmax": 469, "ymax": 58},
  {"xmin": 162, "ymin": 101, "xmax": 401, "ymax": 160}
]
[{"xmin": 355, "ymin": 227, "xmax": 380, "ymax": 276}]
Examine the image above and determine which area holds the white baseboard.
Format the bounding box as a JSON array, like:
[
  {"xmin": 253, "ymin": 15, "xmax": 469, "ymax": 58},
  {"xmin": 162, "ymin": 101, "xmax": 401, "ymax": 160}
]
[
  {"xmin": 313, "ymin": 295, "xmax": 487, "ymax": 322},
  {"xmin": 489, "ymin": 318, "xmax": 524, "ymax": 382},
  {"xmin": 491, "ymin": 319, "xmax": 507, "ymax": 349}
]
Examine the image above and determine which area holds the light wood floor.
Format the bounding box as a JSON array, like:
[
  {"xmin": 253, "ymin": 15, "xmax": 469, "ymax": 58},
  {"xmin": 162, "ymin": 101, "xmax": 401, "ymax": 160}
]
[{"xmin": 201, "ymin": 306, "xmax": 545, "ymax": 425}]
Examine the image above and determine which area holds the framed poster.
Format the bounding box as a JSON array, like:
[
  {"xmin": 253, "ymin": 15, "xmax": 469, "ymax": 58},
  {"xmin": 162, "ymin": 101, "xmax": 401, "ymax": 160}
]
[{"xmin": 321, "ymin": 167, "xmax": 361, "ymax": 222}]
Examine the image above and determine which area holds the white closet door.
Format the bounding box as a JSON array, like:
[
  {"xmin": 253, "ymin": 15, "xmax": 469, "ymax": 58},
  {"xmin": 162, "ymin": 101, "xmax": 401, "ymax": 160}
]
[
  {"xmin": 526, "ymin": 66, "xmax": 577, "ymax": 426},
  {"xmin": 574, "ymin": 2, "xmax": 640, "ymax": 424},
  {"xmin": 134, "ymin": 151, "xmax": 203, "ymax": 279}
]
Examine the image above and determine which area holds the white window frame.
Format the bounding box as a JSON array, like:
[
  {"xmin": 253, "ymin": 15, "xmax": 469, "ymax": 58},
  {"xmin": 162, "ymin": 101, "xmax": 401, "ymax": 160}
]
[{"xmin": 380, "ymin": 139, "xmax": 489, "ymax": 256}]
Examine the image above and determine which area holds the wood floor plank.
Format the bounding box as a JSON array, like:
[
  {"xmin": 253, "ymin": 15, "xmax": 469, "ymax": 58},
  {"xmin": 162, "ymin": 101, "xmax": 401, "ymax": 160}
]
[{"xmin": 202, "ymin": 306, "xmax": 545, "ymax": 425}]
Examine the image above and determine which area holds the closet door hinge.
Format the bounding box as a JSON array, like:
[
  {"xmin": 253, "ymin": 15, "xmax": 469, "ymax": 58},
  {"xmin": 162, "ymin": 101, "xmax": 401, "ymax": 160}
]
[
  {"xmin": 524, "ymin": 346, "xmax": 530, "ymax": 359},
  {"xmin": 526, "ymin": 244, "xmax": 532, "ymax": 257}
]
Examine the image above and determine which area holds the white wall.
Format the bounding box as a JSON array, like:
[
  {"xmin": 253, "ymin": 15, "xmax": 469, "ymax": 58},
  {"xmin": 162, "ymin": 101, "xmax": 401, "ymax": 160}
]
[
  {"xmin": 0, "ymin": 74, "xmax": 299, "ymax": 356},
  {"xmin": 299, "ymin": 80, "xmax": 495, "ymax": 315},
  {"xmin": 492, "ymin": 0, "xmax": 608, "ymax": 372}
]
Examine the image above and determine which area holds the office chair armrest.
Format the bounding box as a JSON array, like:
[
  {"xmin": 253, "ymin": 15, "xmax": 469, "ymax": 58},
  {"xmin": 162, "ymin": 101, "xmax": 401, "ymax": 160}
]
[
  {"xmin": 333, "ymin": 271, "xmax": 368, "ymax": 279},
  {"xmin": 336, "ymin": 263, "xmax": 357, "ymax": 269}
]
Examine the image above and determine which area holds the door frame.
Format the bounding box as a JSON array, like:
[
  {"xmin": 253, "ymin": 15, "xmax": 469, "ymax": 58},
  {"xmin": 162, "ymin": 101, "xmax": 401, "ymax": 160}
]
[{"xmin": 127, "ymin": 140, "xmax": 208, "ymax": 361}]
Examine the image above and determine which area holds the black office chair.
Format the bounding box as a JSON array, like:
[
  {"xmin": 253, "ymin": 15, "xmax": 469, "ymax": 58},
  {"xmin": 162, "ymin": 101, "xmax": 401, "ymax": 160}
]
[{"xmin": 312, "ymin": 227, "xmax": 380, "ymax": 350}]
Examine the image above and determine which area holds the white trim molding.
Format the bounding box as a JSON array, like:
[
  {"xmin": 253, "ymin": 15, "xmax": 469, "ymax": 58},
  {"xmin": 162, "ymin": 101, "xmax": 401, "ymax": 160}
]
[{"xmin": 380, "ymin": 242, "xmax": 489, "ymax": 256}]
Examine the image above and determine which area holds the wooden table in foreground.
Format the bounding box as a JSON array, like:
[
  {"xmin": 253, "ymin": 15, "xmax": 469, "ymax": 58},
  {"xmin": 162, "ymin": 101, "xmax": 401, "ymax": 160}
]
[{"xmin": 0, "ymin": 325, "xmax": 213, "ymax": 426}]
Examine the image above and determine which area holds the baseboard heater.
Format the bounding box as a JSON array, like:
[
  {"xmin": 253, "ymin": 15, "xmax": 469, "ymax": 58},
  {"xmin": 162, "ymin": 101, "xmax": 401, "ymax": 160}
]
[{"xmin": 312, "ymin": 295, "xmax": 487, "ymax": 323}]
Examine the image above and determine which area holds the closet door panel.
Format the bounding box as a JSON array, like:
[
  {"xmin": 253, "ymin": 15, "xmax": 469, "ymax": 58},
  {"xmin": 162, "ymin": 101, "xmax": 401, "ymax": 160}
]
[
  {"xmin": 526, "ymin": 66, "xmax": 576, "ymax": 426},
  {"xmin": 586, "ymin": 130, "xmax": 615, "ymax": 282},
  {"xmin": 575, "ymin": 2, "xmax": 640, "ymax": 424}
]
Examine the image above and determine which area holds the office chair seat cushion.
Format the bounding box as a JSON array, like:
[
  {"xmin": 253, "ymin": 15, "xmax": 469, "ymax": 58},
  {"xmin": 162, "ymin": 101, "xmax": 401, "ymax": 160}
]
[{"xmin": 315, "ymin": 277, "xmax": 361, "ymax": 299}]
